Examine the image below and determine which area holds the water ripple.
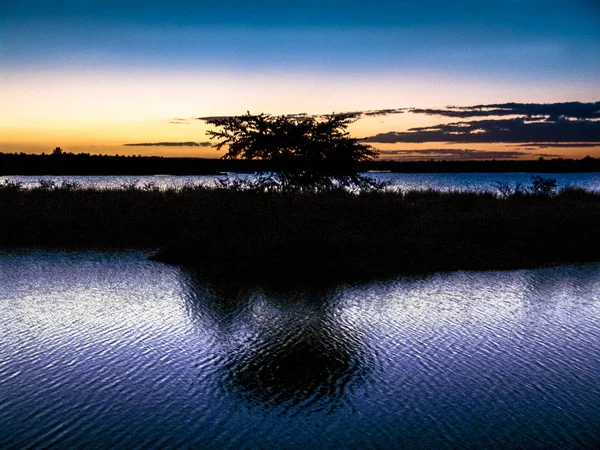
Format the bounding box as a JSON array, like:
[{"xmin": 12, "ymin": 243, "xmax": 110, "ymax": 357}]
[{"xmin": 1, "ymin": 253, "xmax": 600, "ymax": 448}]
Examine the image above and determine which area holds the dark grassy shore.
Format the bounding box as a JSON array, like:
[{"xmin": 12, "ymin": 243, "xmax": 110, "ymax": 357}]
[{"xmin": 3, "ymin": 181, "xmax": 600, "ymax": 280}]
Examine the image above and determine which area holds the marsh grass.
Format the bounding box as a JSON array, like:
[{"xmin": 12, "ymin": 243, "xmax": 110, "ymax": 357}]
[{"xmin": 2, "ymin": 181, "xmax": 600, "ymax": 280}]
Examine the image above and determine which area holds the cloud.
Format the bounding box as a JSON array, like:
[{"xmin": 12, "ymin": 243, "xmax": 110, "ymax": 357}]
[
  {"xmin": 378, "ymin": 149, "xmax": 557, "ymax": 160},
  {"xmin": 194, "ymin": 109, "xmax": 403, "ymax": 122},
  {"xmin": 409, "ymin": 101, "xmax": 600, "ymax": 120},
  {"xmin": 364, "ymin": 117, "xmax": 600, "ymax": 144},
  {"xmin": 169, "ymin": 118, "xmax": 192, "ymax": 125},
  {"xmin": 123, "ymin": 142, "xmax": 212, "ymax": 147},
  {"xmin": 512, "ymin": 142, "xmax": 600, "ymax": 148},
  {"xmin": 184, "ymin": 101, "xmax": 600, "ymax": 147},
  {"xmin": 195, "ymin": 116, "xmax": 234, "ymax": 121},
  {"xmin": 190, "ymin": 102, "xmax": 599, "ymax": 124},
  {"xmin": 363, "ymin": 108, "xmax": 406, "ymax": 117}
]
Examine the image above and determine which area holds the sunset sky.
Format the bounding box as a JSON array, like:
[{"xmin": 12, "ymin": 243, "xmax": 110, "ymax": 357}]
[{"xmin": 1, "ymin": 0, "xmax": 599, "ymax": 160}]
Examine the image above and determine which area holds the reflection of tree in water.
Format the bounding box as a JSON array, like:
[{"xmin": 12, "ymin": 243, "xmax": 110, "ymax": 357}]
[
  {"xmin": 228, "ymin": 319, "xmax": 367, "ymax": 412},
  {"xmin": 182, "ymin": 274, "xmax": 371, "ymax": 413},
  {"xmin": 181, "ymin": 273, "xmax": 253, "ymax": 333}
]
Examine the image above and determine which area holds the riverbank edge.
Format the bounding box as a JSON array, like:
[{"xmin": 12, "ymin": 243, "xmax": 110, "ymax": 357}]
[{"xmin": 3, "ymin": 185, "xmax": 600, "ymax": 281}]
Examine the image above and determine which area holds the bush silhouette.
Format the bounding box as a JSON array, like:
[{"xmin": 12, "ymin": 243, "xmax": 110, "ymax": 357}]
[
  {"xmin": 205, "ymin": 112, "xmax": 380, "ymax": 193},
  {"xmin": 493, "ymin": 176, "xmax": 558, "ymax": 198},
  {"xmin": 530, "ymin": 175, "xmax": 557, "ymax": 196}
]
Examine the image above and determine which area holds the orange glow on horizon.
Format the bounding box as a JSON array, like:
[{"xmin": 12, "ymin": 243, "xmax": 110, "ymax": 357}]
[{"xmin": 2, "ymin": 69, "xmax": 598, "ymax": 160}]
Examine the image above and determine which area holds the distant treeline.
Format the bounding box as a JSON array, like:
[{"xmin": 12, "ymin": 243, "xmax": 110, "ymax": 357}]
[{"xmin": 3, "ymin": 150, "xmax": 600, "ymax": 175}]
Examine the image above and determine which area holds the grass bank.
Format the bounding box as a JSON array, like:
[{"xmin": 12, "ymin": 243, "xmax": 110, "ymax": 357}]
[{"xmin": 2, "ymin": 181, "xmax": 600, "ymax": 280}]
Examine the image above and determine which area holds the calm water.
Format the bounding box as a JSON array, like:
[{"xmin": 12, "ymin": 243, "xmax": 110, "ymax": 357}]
[
  {"xmin": 1, "ymin": 251, "xmax": 599, "ymax": 448},
  {"xmin": 4, "ymin": 172, "xmax": 600, "ymax": 192}
]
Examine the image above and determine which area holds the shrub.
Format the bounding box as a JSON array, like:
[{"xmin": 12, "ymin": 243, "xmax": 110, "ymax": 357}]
[
  {"xmin": 529, "ymin": 176, "xmax": 557, "ymax": 196},
  {"xmin": 205, "ymin": 112, "xmax": 380, "ymax": 194}
]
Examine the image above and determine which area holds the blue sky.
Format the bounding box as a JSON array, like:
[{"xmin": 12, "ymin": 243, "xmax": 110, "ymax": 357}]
[
  {"xmin": 4, "ymin": 1, "xmax": 599, "ymax": 75},
  {"xmin": 1, "ymin": 0, "xmax": 599, "ymax": 158}
]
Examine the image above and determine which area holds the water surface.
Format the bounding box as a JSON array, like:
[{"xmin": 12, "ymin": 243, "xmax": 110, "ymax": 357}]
[
  {"xmin": 1, "ymin": 251, "xmax": 600, "ymax": 448},
  {"xmin": 4, "ymin": 172, "xmax": 600, "ymax": 192}
]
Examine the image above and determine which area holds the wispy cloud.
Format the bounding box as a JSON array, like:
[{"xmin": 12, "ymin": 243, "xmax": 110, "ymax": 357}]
[
  {"xmin": 191, "ymin": 109, "xmax": 405, "ymax": 123},
  {"xmin": 512, "ymin": 142, "xmax": 600, "ymax": 148},
  {"xmin": 364, "ymin": 117, "xmax": 600, "ymax": 144},
  {"xmin": 176, "ymin": 101, "xmax": 600, "ymax": 147},
  {"xmin": 168, "ymin": 118, "xmax": 193, "ymax": 125},
  {"xmin": 195, "ymin": 116, "xmax": 234, "ymax": 122},
  {"xmin": 194, "ymin": 111, "xmax": 368, "ymax": 122},
  {"xmin": 187, "ymin": 102, "xmax": 599, "ymax": 124},
  {"xmin": 409, "ymin": 101, "xmax": 600, "ymax": 120},
  {"xmin": 363, "ymin": 108, "xmax": 406, "ymax": 117},
  {"xmin": 123, "ymin": 142, "xmax": 212, "ymax": 147},
  {"xmin": 378, "ymin": 149, "xmax": 557, "ymax": 160}
]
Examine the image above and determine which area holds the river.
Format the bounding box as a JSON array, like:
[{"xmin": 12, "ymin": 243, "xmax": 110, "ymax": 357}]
[
  {"xmin": 3, "ymin": 172, "xmax": 600, "ymax": 192},
  {"xmin": 1, "ymin": 251, "xmax": 599, "ymax": 448}
]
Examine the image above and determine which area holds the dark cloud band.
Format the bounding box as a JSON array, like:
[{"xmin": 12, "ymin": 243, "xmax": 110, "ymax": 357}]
[
  {"xmin": 364, "ymin": 117, "xmax": 600, "ymax": 144},
  {"xmin": 378, "ymin": 149, "xmax": 557, "ymax": 160},
  {"xmin": 189, "ymin": 102, "xmax": 599, "ymax": 124},
  {"xmin": 409, "ymin": 101, "xmax": 600, "ymax": 120},
  {"xmin": 513, "ymin": 142, "xmax": 600, "ymax": 148}
]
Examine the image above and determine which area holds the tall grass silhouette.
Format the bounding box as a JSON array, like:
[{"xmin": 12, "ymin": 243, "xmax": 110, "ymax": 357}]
[{"xmin": 2, "ymin": 178, "xmax": 600, "ymax": 279}]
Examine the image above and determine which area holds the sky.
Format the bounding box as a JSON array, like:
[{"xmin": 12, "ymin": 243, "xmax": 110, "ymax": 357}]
[{"xmin": 1, "ymin": 0, "xmax": 599, "ymax": 160}]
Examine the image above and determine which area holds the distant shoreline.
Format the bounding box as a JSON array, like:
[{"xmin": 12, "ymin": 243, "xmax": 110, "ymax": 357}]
[{"xmin": 3, "ymin": 152, "xmax": 600, "ymax": 175}]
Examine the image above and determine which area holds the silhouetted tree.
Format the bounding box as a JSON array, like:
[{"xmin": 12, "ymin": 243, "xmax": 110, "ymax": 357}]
[
  {"xmin": 530, "ymin": 175, "xmax": 557, "ymax": 196},
  {"xmin": 205, "ymin": 113, "xmax": 380, "ymax": 193}
]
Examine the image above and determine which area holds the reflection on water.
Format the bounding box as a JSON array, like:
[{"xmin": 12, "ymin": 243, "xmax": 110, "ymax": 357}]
[
  {"xmin": 1, "ymin": 251, "xmax": 600, "ymax": 448},
  {"xmin": 183, "ymin": 278, "xmax": 369, "ymax": 412}
]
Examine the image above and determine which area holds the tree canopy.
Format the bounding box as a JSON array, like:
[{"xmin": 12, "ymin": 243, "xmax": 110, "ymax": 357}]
[{"xmin": 205, "ymin": 113, "xmax": 379, "ymax": 193}]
